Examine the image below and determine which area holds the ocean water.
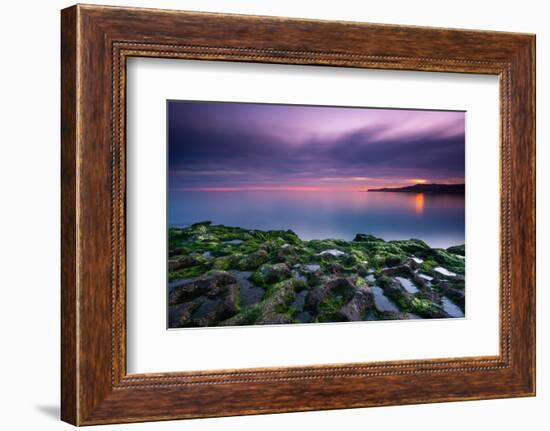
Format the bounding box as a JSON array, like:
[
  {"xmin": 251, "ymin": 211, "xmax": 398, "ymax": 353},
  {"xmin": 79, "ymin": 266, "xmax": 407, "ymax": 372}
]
[{"xmin": 169, "ymin": 190, "xmax": 464, "ymax": 248}]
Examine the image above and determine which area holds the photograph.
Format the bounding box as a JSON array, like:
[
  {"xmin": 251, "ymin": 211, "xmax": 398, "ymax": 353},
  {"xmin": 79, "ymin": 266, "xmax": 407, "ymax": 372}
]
[
  {"xmin": 50, "ymin": 3, "xmax": 536, "ymax": 426},
  {"xmin": 167, "ymin": 101, "xmax": 466, "ymax": 328}
]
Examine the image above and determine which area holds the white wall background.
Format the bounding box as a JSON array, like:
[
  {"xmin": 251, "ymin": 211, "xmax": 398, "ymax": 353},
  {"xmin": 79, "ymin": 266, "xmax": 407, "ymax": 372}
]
[{"xmin": 0, "ymin": 0, "xmax": 546, "ymax": 429}]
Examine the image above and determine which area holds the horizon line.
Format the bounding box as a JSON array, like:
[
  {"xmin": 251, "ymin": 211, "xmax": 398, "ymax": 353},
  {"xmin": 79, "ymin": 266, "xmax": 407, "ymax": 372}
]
[{"xmin": 170, "ymin": 182, "xmax": 465, "ymax": 193}]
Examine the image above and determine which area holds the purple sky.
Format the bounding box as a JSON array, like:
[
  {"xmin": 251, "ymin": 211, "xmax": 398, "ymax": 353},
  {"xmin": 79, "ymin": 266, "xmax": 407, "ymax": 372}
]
[{"xmin": 168, "ymin": 101, "xmax": 465, "ymax": 191}]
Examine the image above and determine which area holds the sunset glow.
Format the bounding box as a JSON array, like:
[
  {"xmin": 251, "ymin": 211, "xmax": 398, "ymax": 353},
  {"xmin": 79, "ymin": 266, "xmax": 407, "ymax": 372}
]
[
  {"xmin": 174, "ymin": 186, "xmax": 369, "ymax": 192},
  {"xmin": 166, "ymin": 100, "xmax": 466, "ymax": 328},
  {"xmin": 415, "ymin": 193, "xmax": 425, "ymax": 215},
  {"xmin": 168, "ymin": 101, "xmax": 465, "ymax": 193}
]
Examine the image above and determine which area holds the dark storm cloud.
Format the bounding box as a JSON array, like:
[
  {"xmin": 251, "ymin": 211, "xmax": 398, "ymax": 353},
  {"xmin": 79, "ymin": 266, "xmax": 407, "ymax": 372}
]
[{"xmin": 168, "ymin": 100, "xmax": 465, "ymax": 190}]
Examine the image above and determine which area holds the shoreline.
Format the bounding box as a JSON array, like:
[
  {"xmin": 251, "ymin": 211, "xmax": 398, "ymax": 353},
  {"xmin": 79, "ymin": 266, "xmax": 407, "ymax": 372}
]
[
  {"xmin": 167, "ymin": 222, "xmax": 465, "ymax": 328},
  {"xmin": 167, "ymin": 222, "xmax": 465, "ymax": 250}
]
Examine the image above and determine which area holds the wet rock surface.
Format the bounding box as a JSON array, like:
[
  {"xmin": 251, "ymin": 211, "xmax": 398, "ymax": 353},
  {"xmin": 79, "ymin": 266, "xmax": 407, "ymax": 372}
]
[
  {"xmin": 168, "ymin": 271, "xmax": 240, "ymax": 327},
  {"xmin": 251, "ymin": 263, "xmax": 292, "ymax": 285},
  {"xmin": 338, "ymin": 286, "xmax": 375, "ymax": 321},
  {"xmin": 168, "ymin": 223, "xmax": 465, "ymax": 327},
  {"xmin": 237, "ymin": 250, "xmax": 269, "ymax": 271}
]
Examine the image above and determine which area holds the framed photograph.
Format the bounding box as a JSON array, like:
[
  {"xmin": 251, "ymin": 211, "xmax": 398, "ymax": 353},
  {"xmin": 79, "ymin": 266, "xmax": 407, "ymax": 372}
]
[
  {"xmin": 61, "ymin": 4, "xmax": 535, "ymax": 425},
  {"xmin": 165, "ymin": 101, "xmax": 466, "ymax": 329}
]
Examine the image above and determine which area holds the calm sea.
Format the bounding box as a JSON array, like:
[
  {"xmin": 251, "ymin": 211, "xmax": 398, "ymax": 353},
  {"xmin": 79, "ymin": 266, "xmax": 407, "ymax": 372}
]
[{"xmin": 168, "ymin": 190, "xmax": 465, "ymax": 249}]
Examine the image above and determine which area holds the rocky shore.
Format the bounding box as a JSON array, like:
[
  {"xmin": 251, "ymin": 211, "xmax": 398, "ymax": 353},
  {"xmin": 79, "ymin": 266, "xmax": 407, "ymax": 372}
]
[{"xmin": 168, "ymin": 222, "xmax": 465, "ymax": 328}]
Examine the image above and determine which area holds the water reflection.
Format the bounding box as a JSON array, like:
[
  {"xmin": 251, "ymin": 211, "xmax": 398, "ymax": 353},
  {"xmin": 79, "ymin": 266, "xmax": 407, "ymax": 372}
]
[
  {"xmin": 415, "ymin": 193, "xmax": 425, "ymax": 215},
  {"xmin": 169, "ymin": 190, "xmax": 464, "ymax": 248}
]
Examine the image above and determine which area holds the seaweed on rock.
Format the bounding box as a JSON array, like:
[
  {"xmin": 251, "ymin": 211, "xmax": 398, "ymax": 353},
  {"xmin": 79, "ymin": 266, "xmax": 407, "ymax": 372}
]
[{"xmin": 167, "ymin": 223, "xmax": 465, "ymax": 327}]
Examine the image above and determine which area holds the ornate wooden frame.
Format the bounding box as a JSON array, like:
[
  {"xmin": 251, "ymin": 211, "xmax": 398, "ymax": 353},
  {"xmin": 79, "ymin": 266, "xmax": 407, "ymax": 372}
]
[{"xmin": 61, "ymin": 4, "xmax": 536, "ymax": 425}]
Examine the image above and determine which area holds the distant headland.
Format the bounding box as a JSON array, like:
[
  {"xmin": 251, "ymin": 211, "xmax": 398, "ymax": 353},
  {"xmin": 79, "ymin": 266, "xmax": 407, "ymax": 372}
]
[{"xmin": 367, "ymin": 183, "xmax": 465, "ymax": 194}]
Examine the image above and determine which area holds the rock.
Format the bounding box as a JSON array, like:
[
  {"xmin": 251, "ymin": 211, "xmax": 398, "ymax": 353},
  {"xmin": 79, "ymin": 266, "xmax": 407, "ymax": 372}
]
[
  {"xmin": 353, "ymin": 233, "xmax": 382, "ymax": 242},
  {"xmin": 355, "ymin": 263, "xmax": 370, "ymax": 276},
  {"xmin": 255, "ymin": 311, "xmax": 294, "ymax": 325},
  {"xmin": 405, "ymin": 257, "xmax": 424, "ymax": 270},
  {"xmin": 304, "ymin": 277, "xmax": 356, "ymax": 311},
  {"xmin": 420, "ymin": 248, "xmax": 465, "ymax": 274},
  {"xmin": 238, "ymin": 249, "xmax": 269, "ymax": 270},
  {"xmin": 168, "ymin": 301, "xmax": 200, "ymax": 327},
  {"xmin": 190, "ymin": 284, "xmax": 240, "ymax": 327},
  {"xmin": 325, "ymin": 262, "xmax": 345, "ymax": 275},
  {"xmin": 167, "ymin": 223, "xmax": 467, "ymax": 326},
  {"xmin": 215, "ymin": 253, "xmax": 245, "ymax": 268},
  {"xmin": 168, "ymin": 278, "xmax": 240, "ymax": 328},
  {"xmin": 353, "ymin": 276, "xmax": 368, "ymax": 288},
  {"xmin": 382, "ymin": 254, "xmax": 405, "ymax": 267},
  {"xmin": 395, "ymin": 276, "xmax": 419, "ymax": 294},
  {"xmin": 259, "ymin": 279, "xmax": 297, "ymax": 313},
  {"xmin": 439, "ymin": 282, "xmax": 465, "ymax": 311},
  {"xmin": 417, "ymin": 273, "xmax": 434, "ymax": 281},
  {"xmin": 414, "ymin": 287, "xmax": 440, "ymax": 303},
  {"xmin": 274, "ymin": 245, "xmax": 300, "ymax": 265},
  {"xmin": 295, "ymin": 311, "xmax": 314, "ymax": 323},
  {"xmin": 168, "ymin": 247, "xmax": 186, "ymax": 258},
  {"xmin": 446, "ymin": 244, "xmax": 465, "ymax": 256},
  {"xmin": 382, "ymin": 264, "xmax": 415, "ymax": 277},
  {"xmin": 191, "ymin": 221, "xmax": 212, "ymax": 227},
  {"xmin": 303, "ymin": 263, "xmax": 321, "ymax": 273},
  {"xmin": 252, "ymin": 279, "xmax": 297, "ymax": 324},
  {"xmin": 325, "ymin": 278, "xmax": 357, "ymax": 298},
  {"xmin": 411, "ymin": 274, "xmax": 431, "ymax": 290},
  {"xmin": 256, "ymin": 241, "xmax": 278, "ymax": 253},
  {"xmin": 381, "ymin": 263, "xmax": 430, "ymax": 290},
  {"xmin": 304, "ymin": 287, "xmax": 328, "ymax": 312},
  {"xmin": 410, "ymin": 296, "xmax": 449, "ymax": 318},
  {"xmin": 220, "ymin": 280, "xmax": 296, "ymax": 326},
  {"xmin": 218, "ymin": 313, "xmax": 249, "ymax": 327},
  {"xmin": 378, "ymin": 275, "xmax": 409, "ymax": 307},
  {"xmin": 251, "ymin": 263, "xmax": 291, "ymax": 285},
  {"xmin": 433, "ymin": 266, "xmax": 457, "ymax": 277},
  {"xmin": 338, "ymin": 286, "xmax": 374, "ymax": 321},
  {"xmin": 379, "ymin": 311, "xmax": 418, "ymax": 320},
  {"xmin": 377, "ymin": 275, "xmax": 446, "ymax": 318},
  {"xmin": 223, "ymin": 239, "xmax": 244, "ymax": 245},
  {"xmin": 219, "ymin": 279, "xmax": 301, "ymax": 327},
  {"xmin": 389, "ymin": 239, "xmax": 430, "ymax": 255},
  {"xmin": 169, "ymin": 271, "xmax": 238, "ymax": 305},
  {"xmin": 290, "ymin": 271, "xmax": 308, "ymax": 289},
  {"xmin": 168, "ymin": 259, "xmax": 180, "ymax": 271},
  {"xmin": 341, "ymin": 254, "xmax": 358, "ymax": 266},
  {"xmin": 318, "ymin": 249, "xmax": 346, "ymax": 257},
  {"xmin": 307, "ymin": 278, "xmax": 372, "ymax": 323},
  {"xmin": 168, "ymin": 255, "xmax": 203, "ymax": 271}
]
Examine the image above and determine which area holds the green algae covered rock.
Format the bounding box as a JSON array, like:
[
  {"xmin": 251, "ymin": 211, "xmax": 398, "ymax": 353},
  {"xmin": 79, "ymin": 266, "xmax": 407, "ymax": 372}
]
[
  {"xmin": 167, "ymin": 222, "xmax": 465, "ymax": 327},
  {"xmin": 446, "ymin": 244, "xmax": 465, "ymax": 256},
  {"xmin": 168, "ymin": 271, "xmax": 240, "ymax": 327},
  {"xmin": 251, "ymin": 263, "xmax": 292, "ymax": 286},
  {"xmin": 237, "ymin": 249, "xmax": 269, "ymax": 270}
]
